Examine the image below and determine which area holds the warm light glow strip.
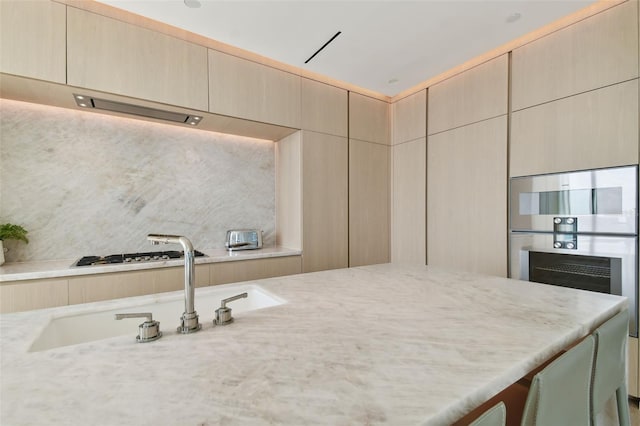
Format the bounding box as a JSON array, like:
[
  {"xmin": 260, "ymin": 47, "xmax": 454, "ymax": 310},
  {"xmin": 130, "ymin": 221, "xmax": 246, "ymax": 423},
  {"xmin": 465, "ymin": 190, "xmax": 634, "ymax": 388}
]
[
  {"xmin": 54, "ymin": 0, "xmax": 627, "ymax": 104},
  {"xmin": 391, "ymin": 0, "xmax": 627, "ymax": 102}
]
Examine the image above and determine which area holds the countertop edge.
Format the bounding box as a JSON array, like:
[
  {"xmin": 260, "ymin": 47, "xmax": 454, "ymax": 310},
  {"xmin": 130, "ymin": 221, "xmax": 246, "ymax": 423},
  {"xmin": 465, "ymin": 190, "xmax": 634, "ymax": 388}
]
[{"xmin": 0, "ymin": 247, "xmax": 302, "ymax": 282}]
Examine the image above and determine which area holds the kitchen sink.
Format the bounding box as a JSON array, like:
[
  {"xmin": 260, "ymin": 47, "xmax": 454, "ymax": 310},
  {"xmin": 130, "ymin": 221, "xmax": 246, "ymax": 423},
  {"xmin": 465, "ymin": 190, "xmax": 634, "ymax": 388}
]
[{"xmin": 29, "ymin": 284, "xmax": 285, "ymax": 352}]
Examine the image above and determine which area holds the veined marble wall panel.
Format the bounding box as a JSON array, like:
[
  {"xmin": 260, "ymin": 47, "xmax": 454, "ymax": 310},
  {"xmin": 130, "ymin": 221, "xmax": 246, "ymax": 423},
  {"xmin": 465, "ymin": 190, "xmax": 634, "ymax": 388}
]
[{"xmin": 0, "ymin": 99, "xmax": 275, "ymax": 262}]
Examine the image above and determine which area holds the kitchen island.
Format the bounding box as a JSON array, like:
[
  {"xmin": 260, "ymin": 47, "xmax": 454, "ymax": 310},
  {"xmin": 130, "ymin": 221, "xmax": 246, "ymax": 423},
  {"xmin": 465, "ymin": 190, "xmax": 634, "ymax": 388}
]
[{"xmin": 0, "ymin": 264, "xmax": 627, "ymax": 425}]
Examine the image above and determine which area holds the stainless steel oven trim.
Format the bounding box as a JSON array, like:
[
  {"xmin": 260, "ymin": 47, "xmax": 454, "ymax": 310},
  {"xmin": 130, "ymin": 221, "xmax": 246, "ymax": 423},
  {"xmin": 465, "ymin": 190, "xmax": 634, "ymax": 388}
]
[
  {"xmin": 510, "ymin": 232, "xmax": 638, "ymax": 337},
  {"xmin": 510, "ymin": 165, "xmax": 638, "ymax": 235}
]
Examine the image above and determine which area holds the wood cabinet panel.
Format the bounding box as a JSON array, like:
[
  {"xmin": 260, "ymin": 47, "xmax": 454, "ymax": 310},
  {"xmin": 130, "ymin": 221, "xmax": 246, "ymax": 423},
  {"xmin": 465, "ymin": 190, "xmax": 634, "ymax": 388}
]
[
  {"xmin": 392, "ymin": 138, "xmax": 426, "ymax": 265},
  {"xmin": 209, "ymin": 50, "xmax": 301, "ymax": 128},
  {"xmin": 512, "ymin": 1, "xmax": 639, "ymax": 111},
  {"xmin": 276, "ymin": 132, "xmax": 302, "ymax": 250},
  {"xmin": 629, "ymin": 336, "xmax": 639, "ymax": 398},
  {"xmin": 68, "ymin": 265, "xmax": 210, "ymax": 304},
  {"xmin": 392, "ymin": 90, "xmax": 426, "ymax": 145},
  {"xmin": 67, "ymin": 8, "xmax": 208, "ymax": 111},
  {"xmin": 349, "ymin": 140, "xmax": 390, "ymax": 267},
  {"xmin": 428, "ymin": 55, "xmax": 508, "ymax": 135},
  {"xmin": 510, "ymin": 80, "xmax": 639, "ymax": 177},
  {"xmin": 0, "ymin": 279, "xmax": 68, "ymax": 314},
  {"xmin": 0, "ymin": 0, "xmax": 66, "ymax": 84},
  {"xmin": 427, "ymin": 116, "xmax": 507, "ymax": 277},
  {"xmin": 301, "ymin": 78, "xmax": 348, "ymax": 137},
  {"xmin": 211, "ymin": 256, "xmax": 301, "ymax": 285},
  {"xmin": 302, "ymin": 131, "xmax": 349, "ymax": 272},
  {"xmin": 349, "ymin": 92, "xmax": 390, "ymax": 145},
  {"xmin": 68, "ymin": 271, "xmax": 154, "ymax": 304}
]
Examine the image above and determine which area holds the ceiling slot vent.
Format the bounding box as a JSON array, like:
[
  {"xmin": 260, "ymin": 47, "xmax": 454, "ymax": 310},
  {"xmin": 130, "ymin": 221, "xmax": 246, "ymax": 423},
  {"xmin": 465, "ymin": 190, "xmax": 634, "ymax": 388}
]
[
  {"xmin": 304, "ymin": 31, "xmax": 342, "ymax": 64},
  {"xmin": 73, "ymin": 94, "xmax": 202, "ymax": 126}
]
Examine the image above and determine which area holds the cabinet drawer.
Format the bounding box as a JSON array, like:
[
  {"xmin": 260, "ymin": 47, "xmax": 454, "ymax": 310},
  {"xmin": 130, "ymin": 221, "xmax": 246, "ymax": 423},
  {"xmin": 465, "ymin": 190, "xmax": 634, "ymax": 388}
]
[{"xmin": 0, "ymin": 279, "xmax": 68, "ymax": 314}]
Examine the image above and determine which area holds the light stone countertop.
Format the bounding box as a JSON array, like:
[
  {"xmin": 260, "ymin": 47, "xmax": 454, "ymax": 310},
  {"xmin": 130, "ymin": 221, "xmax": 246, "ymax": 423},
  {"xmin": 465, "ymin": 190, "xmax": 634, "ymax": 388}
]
[
  {"xmin": 0, "ymin": 246, "xmax": 301, "ymax": 282},
  {"xmin": 0, "ymin": 264, "xmax": 627, "ymax": 425}
]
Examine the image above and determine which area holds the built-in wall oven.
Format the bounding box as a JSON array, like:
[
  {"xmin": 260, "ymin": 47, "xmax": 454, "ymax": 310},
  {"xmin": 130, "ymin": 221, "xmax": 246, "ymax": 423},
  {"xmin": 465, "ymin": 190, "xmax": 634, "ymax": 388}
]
[{"xmin": 509, "ymin": 165, "xmax": 638, "ymax": 337}]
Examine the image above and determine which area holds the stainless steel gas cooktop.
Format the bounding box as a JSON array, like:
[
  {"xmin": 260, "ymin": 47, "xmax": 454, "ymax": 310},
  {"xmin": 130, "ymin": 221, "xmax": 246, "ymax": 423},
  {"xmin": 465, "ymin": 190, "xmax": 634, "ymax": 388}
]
[{"xmin": 74, "ymin": 250, "xmax": 206, "ymax": 267}]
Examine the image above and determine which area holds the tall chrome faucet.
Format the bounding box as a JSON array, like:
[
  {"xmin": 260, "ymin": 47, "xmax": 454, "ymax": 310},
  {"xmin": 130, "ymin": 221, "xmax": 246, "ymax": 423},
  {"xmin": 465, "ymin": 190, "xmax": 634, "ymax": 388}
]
[{"xmin": 147, "ymin": 233, "xmax": 201, "ymax": 334}]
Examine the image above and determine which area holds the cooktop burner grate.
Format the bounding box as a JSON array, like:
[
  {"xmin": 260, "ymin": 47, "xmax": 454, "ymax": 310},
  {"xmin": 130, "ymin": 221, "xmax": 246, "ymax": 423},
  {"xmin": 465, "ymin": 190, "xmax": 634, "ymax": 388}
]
[{"xmin": 75, "ymin": 250, "xmax": 206, "ymax": 267}]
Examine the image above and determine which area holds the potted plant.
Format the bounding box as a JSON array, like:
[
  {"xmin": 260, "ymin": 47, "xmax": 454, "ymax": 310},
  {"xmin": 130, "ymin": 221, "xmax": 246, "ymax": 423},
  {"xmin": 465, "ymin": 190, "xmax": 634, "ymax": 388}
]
[{"xmin": 0, "ymin": 223, "xmax": 29, "ymax": 266}]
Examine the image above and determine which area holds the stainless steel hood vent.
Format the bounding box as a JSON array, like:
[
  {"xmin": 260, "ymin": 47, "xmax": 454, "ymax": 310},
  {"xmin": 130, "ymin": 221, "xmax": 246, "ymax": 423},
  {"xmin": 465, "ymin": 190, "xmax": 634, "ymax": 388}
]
[{"xmin": 73, "ymin": 94, "xmax": 202, "ymax": 126}]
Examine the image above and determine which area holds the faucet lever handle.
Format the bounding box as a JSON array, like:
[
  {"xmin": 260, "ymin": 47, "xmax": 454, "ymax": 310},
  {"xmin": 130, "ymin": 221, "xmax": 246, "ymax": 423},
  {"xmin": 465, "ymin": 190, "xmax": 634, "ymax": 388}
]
[
  {"xmin": 115, "ymin": 312, "xmax": 154, "ymax": 322},
  {"xmin": 114, "ymin": 312, "xmax": 162, "ymax": 343},
  {"xmin": 215, "ymin": 292, "xmax": 248, "ymax": 326}
]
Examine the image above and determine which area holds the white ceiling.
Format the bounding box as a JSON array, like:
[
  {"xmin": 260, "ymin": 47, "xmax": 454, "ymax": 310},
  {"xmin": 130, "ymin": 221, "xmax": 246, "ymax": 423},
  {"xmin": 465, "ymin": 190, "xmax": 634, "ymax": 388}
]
[{"xmin": 96, "ymin": 0, "xmax": 597, "ymax": 97}]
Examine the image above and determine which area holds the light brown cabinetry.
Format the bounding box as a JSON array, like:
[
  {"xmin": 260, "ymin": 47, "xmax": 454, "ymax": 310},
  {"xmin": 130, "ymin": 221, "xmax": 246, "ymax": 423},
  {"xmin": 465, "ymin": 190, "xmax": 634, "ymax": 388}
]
[
  {"xmin": 208, "ymin": 50, "xmax": 301, "ymax": 128},
  {"xmin": 349, "ymin": 92, "xmax": 390, "ymax": 145},
  {"xmin": 427, "ymin": 117, "xmax": 507, "ymax": 277},
  {"xmin": 0, "ymin": 278, "xmax": 68, "ymax": 314},
  {"xmin": 301, "ymin": 78, "xmax": 347, "ymax": 137},
  {"xmin": 68, "ymin": 265, "xmax": 210, "ymax": 304},
  {"xmin": 510, "ymin": 80, "xmax": 639, "ymax": 177},
  {"xmin": 0, "ymin": 0, "xmax": 66, "ymax": 84},
  {"xmin": 349, "ymin": 140, "xmax": 390, "ymax": 266},
  {"xmin": 512, "ymin": 0, "xmax": 639, "ymax": 111},
  {"xmin": 301, "ymin": 131, "xmax": 349, "ymax": 272},
  {"xmin": 428, "ymin": 55, "xmax": 508, "ymax": 135},
  {"xmin": 629, "ymin": 336, "xmax": 639, "ymax": 398},
  {"xmin": 67, "ymin": 8, "xmax": 208, "ymax": 111},
  {"xmin": 392, "ymin": 138, "xmax": 426, "ymax": 265},
  {"xmin": 391, "ymin": 90, "xmax": 427, "ymax": 265},
  {"xmin": 210, "ymin": 256, "xmax": 301, "ymax": 285},
  {"xmin": 392, "ymin": 90, "xmax": 426, "ymax": 145},
  {"xmin": 348, "ymin": 93, "xmax": 390, "ymax": 267}
]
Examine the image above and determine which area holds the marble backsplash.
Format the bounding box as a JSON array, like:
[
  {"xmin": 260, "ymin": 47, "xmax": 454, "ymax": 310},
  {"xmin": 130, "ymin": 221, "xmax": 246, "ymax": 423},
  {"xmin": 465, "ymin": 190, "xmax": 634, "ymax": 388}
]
[{"xmin": 0, "ymin": 99, "xmax": 275, "ymax": 262}]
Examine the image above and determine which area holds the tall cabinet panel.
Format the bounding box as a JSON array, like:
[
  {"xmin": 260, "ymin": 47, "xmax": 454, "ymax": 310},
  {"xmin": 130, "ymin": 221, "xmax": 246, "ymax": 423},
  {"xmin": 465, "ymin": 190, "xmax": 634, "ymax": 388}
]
[
  {"xmin": 348, "ymin": 93, "xmax": 390, "ymax": 266},
  {"xmin": 427, "ymin": 117, "xmax": 507, "ymax": 277},
  {"xmin": 512, "ymin": 0, "xmax": 639, "ymax": 111},
  {"xmin": 391, "ymin": 90, "xmax": 426, "ymax": 265},
  {"xmin": 392, "ymin": 138, "xmax": 426, "ymax": 265},
  {"xmin": 0, "ymin": 0, "xmax": 66, "ymax": 84},
  {"xmin": 349, "ymin": 140, "xmax": 390, "ymax": 267},
  {"xmin": 301, "ymin": 131, "xmax": 349, "ymax": 272},
  {"xmin": 427, "ymin": 55, "xmax": 508, "ymax": 277}
]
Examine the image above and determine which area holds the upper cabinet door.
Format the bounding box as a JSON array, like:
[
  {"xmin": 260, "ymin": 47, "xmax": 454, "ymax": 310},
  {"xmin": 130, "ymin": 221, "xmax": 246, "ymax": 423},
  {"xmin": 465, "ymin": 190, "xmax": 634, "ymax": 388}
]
[
  {"xmin": 208, "ymin": 50, "xmax": 301, "ymax": 128},
  {"xmin": 392, "ymin": 90, "xmax": 426, "ymax": 145},
  {"xmin": 0, "ymin": 0, "xmax": 66, "ymax": 84},
  {"xmin": 510, "ymin": 80, "xmax": 639, "ymax": 177},
  {"xmin": 301, "ymin": 78, "xmax": 347, "ymax": 137},
  {"xmin": 67, "ymin": 8, "xmax": 208, "ymax": 111},
  {"xmin": 512, "ymin": 1, "xmax": 639, "ymax": 111},
  {"xmin": 349, "ymin": 92, "xmax": 390, "ymax": 145},
  {"xmin": 428, "ymin": 55, "xmax": 508, "ymax": 135}
]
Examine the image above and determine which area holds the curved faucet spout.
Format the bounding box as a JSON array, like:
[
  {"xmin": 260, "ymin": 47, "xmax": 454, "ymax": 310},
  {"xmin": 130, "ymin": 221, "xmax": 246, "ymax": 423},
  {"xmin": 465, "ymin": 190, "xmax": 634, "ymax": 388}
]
[{"xmin": 147, "ymin": 233, "xmax": 200, "ymax": 333}]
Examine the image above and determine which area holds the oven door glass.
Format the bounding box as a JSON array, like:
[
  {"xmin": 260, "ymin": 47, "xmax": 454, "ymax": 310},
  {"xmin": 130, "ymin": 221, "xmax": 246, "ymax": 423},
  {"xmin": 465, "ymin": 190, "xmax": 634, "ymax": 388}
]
[
  {"xmin": 510, "ymin": 165, "xmax": 637, "ymax": 234},
  {"xmin": 528, "ymin": 251, "xmax": 621, "ymax": 295}
]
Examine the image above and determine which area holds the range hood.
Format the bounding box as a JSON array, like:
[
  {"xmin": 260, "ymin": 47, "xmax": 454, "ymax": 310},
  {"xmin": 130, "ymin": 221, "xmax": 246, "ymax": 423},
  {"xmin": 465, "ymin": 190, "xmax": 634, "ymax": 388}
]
[{"xmin": 73, "ymin": 94, "xmax": 202, "ymax": 126}]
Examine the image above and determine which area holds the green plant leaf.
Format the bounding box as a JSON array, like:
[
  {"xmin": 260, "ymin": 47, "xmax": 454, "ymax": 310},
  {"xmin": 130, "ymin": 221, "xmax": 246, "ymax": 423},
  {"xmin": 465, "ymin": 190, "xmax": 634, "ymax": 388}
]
[{"xmin": 0, "ymin": 223, "xmax": 29, "ymax": 243}]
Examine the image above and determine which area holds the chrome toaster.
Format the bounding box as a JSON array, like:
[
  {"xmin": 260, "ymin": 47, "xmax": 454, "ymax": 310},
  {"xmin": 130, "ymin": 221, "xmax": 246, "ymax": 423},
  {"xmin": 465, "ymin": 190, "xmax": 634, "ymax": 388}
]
[{"xmin": 225, "ymin": 229, "xmax": 263, "ymax": 251}]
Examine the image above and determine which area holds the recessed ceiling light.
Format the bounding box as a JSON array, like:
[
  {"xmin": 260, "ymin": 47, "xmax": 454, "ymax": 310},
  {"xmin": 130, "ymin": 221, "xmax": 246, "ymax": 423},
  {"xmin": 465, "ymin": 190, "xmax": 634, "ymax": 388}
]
[
  {"xmin": 506, "ymin": 12, "xmax": 522, "ymax": 23},
  {"xmin": 184, "ymin": 0, "xmax": 201, "ymax": 8}
]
